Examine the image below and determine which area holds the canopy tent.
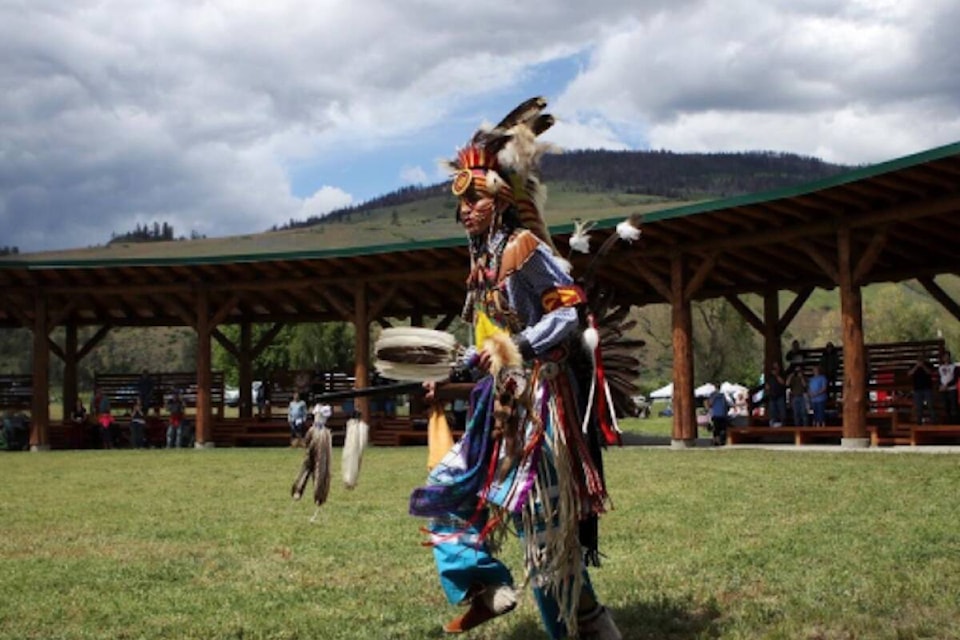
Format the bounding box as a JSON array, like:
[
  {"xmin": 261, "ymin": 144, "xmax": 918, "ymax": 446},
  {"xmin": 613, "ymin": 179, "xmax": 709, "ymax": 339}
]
[
  {"xmin": 649, "ymin": 382, "xmax": 673, "ymax": 400},
  {"xmin": 694, "ymin": 383, "xmax": 717, "ymax": 398},
  {"xmin": 720, "ymin": 381, "xmax": 749, "ymax": 400}
]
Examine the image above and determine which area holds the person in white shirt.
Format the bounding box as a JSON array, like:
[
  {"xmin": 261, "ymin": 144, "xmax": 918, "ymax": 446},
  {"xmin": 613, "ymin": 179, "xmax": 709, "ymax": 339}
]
[
  {"xmin": 287, "ymin": 392, "xmax": 308, "ymax": 447},
  {"xmin": 937, "ymin": 352, "xmax": 958, "ymax": 424}
]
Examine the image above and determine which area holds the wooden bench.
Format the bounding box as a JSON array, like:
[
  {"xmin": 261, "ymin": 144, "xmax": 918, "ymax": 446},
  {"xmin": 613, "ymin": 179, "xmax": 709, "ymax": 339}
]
[
  {"xmin": 909, "ymin": 424, "xmax": 960, "ymax": 446},
  {"xmin": 866, "ymin": 411, "xmax": 912, "ymax": 446},
  {"xmin": 726, "ymin": 425, "xmax": 843, "ymax": 445},
  {"xmin": 214, "ymin": 416, "xmax": 348, "ymax": 447},
  {"xmin": 726, "ymin": 426, "xmax": 796, "ymax": 445},
  {"xmin": 94, "ymin": 371, "xmax": 226, "ymax": 417},
  {"xmin": 0, "ymin": 374, "xmax": 32, "ymax": 410}
]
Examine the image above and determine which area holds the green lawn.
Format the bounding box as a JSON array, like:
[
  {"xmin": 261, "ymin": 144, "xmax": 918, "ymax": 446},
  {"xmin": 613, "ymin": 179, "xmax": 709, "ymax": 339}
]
[{"xmin": 2, "ymin": 444, "xmax": 959, "ymax": 639}]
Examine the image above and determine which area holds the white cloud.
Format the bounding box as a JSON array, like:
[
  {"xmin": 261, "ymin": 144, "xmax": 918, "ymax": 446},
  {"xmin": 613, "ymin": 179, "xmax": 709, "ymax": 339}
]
[
  {"xmin": 400, "ymin": 165, "xmax": 429, "ymax": 185},
  {"xmin": 1, "ymin": 0, "xmax": 958, "ymax": 252},
  {"xmin": 298, "ymin": 186, "xmax": 353, "ymax": 222}
]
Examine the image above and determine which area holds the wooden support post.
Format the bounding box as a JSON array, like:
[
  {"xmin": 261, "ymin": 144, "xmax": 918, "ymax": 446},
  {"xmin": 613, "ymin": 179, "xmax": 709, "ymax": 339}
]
[
  {"xmin": 30, "ymin": 294, "xmax": 50, "ymax": 450},
  {"xmin": 763, "ymin": 291, "xmax": 782, "ymax": 370},
  {"xmin": 354, "ymin": 283, "xmax": 371, "ymax": 421},
  {"xmin": 838, "ymin": 228, "xmax": 868, "ymax": 446},
  {"xmin": 670, "ymin": 254, "xmax": 696, "ymax": 446},
  {"xmin": 62, "ymin": 323, "xmax": 79, "ymax": 423},
  {"xmin": 195, "ymin": 290, "xmax": 213, "ymax": 447},
  {"xmin": 239, "ymin": 323, "xmax": 253, "ymax": 419}
]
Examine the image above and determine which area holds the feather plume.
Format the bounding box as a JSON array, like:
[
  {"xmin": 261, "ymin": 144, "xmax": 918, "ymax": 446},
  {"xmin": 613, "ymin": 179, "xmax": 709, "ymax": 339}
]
[
  {"xmin": 616, "ymin": 217, "xmax": 642, "ymax": 242},
  {"xmin": 569, "ymin": 220, "xmax": 595, "ymax": 255},
  {"xmin": 311, "ymin": 426, "xmax": 333, "ymax": 506},
  {"xmin": 374, "ymin": 327, "xmax": 458, "ymax": 382},
  {"xmin": 482, "ymin": 332, "xmax": 522, "ymax": 380},
  {"xmin": 292, "ymin": 424, "xmax": 333, "ymax": 507},
  {"xmin": 342, "ymin": 418, "xmax": 369, "ymax": 489}
]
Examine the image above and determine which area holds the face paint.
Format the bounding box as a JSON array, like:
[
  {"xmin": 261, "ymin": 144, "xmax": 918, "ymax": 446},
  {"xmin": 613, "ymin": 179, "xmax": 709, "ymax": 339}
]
[{"xmin": 459, "ymin": 196, "xmax": 495, "ymax": 235}]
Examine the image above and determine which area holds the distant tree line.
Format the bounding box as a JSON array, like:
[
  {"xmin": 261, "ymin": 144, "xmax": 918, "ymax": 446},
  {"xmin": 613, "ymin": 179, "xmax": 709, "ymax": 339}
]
[
  {"xmin": 107, "ymin": 222, "xmax": 206, "ymax": 245},
  {"xmin": 0, "ymin": 246, "xmax": 19, "ymax": 256},
  {"xmin": 541, "ymin": 149, "xmax": 848, "ymax": 199}
]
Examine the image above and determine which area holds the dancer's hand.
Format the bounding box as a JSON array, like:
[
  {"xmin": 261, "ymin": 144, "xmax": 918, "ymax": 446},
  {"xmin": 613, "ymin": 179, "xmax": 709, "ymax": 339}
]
[{"xmin": 423, "ymin": 381, "xmax": 436, "ymax": 402}]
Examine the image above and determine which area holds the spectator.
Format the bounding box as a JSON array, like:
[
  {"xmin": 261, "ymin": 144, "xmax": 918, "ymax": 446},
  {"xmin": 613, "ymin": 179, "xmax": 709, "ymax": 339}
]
[
  {"xmin": 129, "ymin": 398, "xmax": 147, "ymax": 448},
  {"xmin": 2, "ymin": 410, "xmax": 29, "ymax": 451},
  {"xmin": 166, "ymin": 389, "xmax": 186, "ymax": 448},
  {"xmin": 937, "ymin": 351, "xmax": 958, "ymax": 424},
  {"xmin": 819, "ymin": 342, "xmax": 840, "ymax": 399},
  {"xmin": 785, "ymin": 339, "xmax": 804, "ymax": 369},
  {"xmin": 94, "ymin": 387, "xmax": 114, "ymax": 449},
  {"xmin": 908, "ymin": 356, "xmax": 937, "ymax": 424},
  {"xmin": 807, "ymin": 365, "xmax": 829, "ymax": 427},
  {"xmin": 288, "ymin": 391, "xmax": 307, "ymax": 447},
  {"xmin": 731, "ymin": 391, "xmax": 749, "ymax": 427},
  {"xmin": 706, "ymin": 387, "xmax": 731, "ymax": 446},
  {"xmin": 137, "ymin": 370, "xmax": 156, "ymax": 412},
  {"xmin": 69, "ymin": 397, "xmax": 88, "ymax": 449},
  {"xmin": 786, "ymin": 365, "xmax": 809, "ymax": 426},
  {"xmin": 765, "ymin": 362, "xmax": 787, "ymax": 427}
]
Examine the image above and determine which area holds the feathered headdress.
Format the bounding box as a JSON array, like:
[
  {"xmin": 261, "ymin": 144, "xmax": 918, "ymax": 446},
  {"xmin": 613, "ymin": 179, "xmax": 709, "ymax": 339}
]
[{"xmin": 447, "ymin": 96, "xmax": 561, "ymax": 255}]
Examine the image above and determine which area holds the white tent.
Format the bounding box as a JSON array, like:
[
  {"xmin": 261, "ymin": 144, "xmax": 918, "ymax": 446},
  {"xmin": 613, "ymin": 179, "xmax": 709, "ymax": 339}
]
[
  {"xmin": 649, "ymin": 382, "xmax": 673, "ymax": 399},
  {"xmin": 694, "ymin": 382, "xmax": 717, "ymax": 398},
  {"xmin": 720, "ymin": 381, "xmax": 749, "ymax": 399}
]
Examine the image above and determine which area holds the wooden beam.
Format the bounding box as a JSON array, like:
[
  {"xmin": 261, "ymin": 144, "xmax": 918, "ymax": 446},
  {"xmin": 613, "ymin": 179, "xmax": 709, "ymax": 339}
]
[
  {"xmin": 434, "ymin": 313, "xmax": 457, "ymax": 332},
  {"xmin": 634, "ymin": 260, "xmax": 671, "ymax": 301},
  {"xmin": 354, "ymin": 283, "xmax": 370, "ymax": 421},
  {"xmin": 798, "ymin": 240, "xmax": 840, "ymax": 283},
  {"xmin": 851, "ymin": 227, "xmax": 889, "ymax": 284},
  {"xmin": 368, "ymin": 282, "xmax": 400, "ymax": 322},
  {"xmin": 638, "ymin": 191, "xmax": 960, "ymax": 257},
  {"xmin": 165, "ymin": 296, "xmax": 198, "ymax": 330},
  {"xmin": 918, "ymin": 277, "xmax": 960, "ymax": 323},
  {"xmin": 212, "ymin": 328, "xmax": 240, "ymax": 358},
  {"xmin": 684, "ymin": 254, "xmax": 717, "ymax": 301},
  {"xmin": 670, "ymin": 254, "xmax": 696, "ymax": 444},
  {"xmin": 318, "ymin": 288, "xmax": 354, "ymax": 320},
  {"xmin": 776, "ymin": 286, "xmax": 814, "ymax": 335},
  {"xmin": 195, "ymin": 290, "xmax": 212, "ymax": 446},
  {"xmin": 47, "ymin": 299, "xmax": 77, "ymax": 329},
  {"xmin": 0, "ymin": 295, "xmax": 32, "ymax": 328},
  {"xmin": 252, "ymin": 323, "xmax": 284, "ymax": 358},
  {"xmin": 209, "ymin": 295, "xmax": 240, "ymax": 329},
  {"xmin": 763, "ymin": 292, "xmax": 781, "ymax": 369},
  {"xmin": 724, "ymin": 294, "xmax": 765, "ymax": 334},
  {"xmin": 30, "ymin": 295, "xmax": 50, "ymax": 449},
  {"xmin": 46, "ymin": 338, "xmax": 65, "ymax": 362},
  {"xmin": 77, "ymin": 325, "xmax": 112, "ymax": 361},
  {"xmin": 837, "ymin": 227, "xmax": 867, "ymax": 441}
]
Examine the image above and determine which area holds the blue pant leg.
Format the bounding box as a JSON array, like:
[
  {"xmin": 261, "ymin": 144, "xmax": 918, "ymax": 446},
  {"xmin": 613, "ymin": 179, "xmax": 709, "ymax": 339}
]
[
  {"xmin": 530, "ymin": 568, "xmax": 598, "ymax": 640},
  {"xmin": 429, "ymin": 516, "xmax": 513, "ymax": 606}
]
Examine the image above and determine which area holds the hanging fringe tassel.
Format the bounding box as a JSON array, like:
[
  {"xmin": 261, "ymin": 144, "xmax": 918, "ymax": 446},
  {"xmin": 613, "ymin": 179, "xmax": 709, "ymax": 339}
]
[
  {"xmin": 311, "ymin": 426, "xmax": 333, "ymax": 506},
  {"xmin": 342, "ymin": 417, "xmax": 369, "ymax": 489},
  {"xmin": 582, "ymin": 313, "xmax": 622, "ymax": 446},
  {"xmin": 426, "ymin": 403, "xmax": 454, "ymax": 471}
]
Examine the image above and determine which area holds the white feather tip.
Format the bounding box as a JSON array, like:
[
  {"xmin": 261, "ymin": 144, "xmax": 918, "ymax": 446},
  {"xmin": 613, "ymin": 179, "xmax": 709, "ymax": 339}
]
[
  {"xmin": 569, "ymin": 220, "xmax": 595, "ymax": 255},
  {"xmin": 616, "ymin": 220, "xmax": 641, "ymax": 242},
  {"xmin": 583, "ymin": 326, "xmax": 600, "ymax": 352}
]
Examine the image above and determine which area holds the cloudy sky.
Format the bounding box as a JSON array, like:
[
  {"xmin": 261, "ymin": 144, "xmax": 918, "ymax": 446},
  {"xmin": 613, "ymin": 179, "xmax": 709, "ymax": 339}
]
[{"xmin": 2, "ymin": 0, "xmax": 959, "ymax": 253}]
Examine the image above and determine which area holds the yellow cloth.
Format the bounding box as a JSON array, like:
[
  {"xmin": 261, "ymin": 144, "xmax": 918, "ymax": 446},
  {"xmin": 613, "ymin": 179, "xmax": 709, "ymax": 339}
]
[
  {"xmin": 427, "ymin": 403, "xmax": 454, "ymax": 470},
  {"xmin": 474, "ymin": 309, "xmax": 508, "ymax": 349}
]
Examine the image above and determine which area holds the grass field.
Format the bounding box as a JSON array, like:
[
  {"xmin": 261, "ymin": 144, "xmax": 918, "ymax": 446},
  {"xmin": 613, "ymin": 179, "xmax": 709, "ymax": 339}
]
[{"xmin": 3, "ymin": 435, "xmax": 960, "ymax": 639}]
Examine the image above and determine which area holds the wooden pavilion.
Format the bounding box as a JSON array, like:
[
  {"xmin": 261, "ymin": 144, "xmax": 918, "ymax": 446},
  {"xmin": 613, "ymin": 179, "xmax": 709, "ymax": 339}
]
[{"xmin": 3, "ymin": 140, "xmax": 960, "ymax": 450}]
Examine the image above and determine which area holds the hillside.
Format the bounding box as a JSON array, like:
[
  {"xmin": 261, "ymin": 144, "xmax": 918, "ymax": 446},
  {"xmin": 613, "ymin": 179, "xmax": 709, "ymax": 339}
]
[{"xmin": 285, "ymin": 149, "xmax": 849, "ymax": 230}]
